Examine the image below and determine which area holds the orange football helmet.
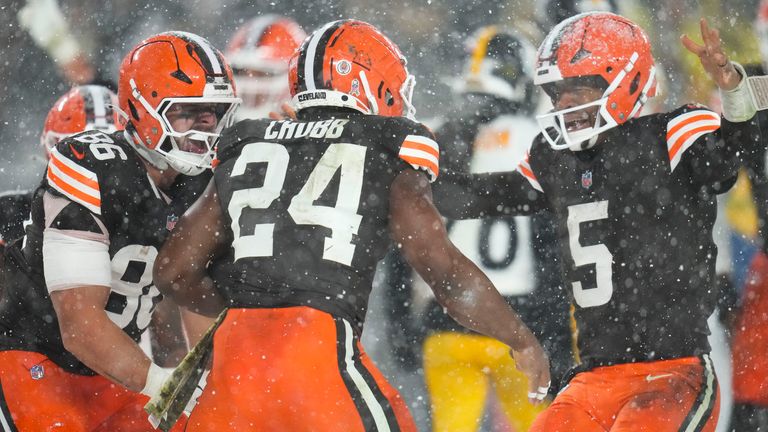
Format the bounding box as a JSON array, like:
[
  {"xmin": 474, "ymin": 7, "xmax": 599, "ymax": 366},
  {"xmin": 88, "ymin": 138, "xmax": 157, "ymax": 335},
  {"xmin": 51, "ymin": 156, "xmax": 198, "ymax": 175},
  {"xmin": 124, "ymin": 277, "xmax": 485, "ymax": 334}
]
[
  {"xmin": 118, "ymin": 31, "xmax": 240, "ymax": 175},
  {"xmin": 535, "ymin": 12, "xmax": 657, "ymax": 150},
  {"xmin": 227, "ymin": 15, "xmax": 306, "ymax": 119},
  {"xmin": 41, "ymin": 85, "xmax": 120, "ymax": 155},
  {"xmin": 288, "ymin": 20, "xmax": 415, "ymax": 119}
]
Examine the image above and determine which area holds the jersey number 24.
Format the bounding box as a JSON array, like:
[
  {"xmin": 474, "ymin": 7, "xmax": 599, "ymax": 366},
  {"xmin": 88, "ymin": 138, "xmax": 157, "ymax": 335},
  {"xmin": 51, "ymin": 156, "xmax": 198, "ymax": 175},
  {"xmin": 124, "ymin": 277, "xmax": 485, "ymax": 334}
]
[{"xmin": 228, "ymin": 142, "xmax": 365, "ymax": 266}]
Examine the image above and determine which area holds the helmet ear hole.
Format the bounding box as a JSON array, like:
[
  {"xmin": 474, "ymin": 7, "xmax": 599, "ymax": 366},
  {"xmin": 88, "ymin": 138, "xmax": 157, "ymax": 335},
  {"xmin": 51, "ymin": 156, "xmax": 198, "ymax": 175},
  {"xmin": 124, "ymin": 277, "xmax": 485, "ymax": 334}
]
[
  {"xmin": 128, "ymin": 100, "xmax": 140, "ymax": 120},
  {"xmin": 384, "ymin": 89, "xmax": 395, "ymax": 106},
  {"xmin": 629, "ymin": 73, "xmax": 640, "ymax": 95}
]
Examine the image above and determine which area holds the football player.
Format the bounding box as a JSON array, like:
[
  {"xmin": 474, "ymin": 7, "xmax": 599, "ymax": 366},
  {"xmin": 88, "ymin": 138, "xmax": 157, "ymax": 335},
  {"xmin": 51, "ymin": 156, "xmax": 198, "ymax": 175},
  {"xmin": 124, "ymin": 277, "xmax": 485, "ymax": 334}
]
[
  {"xmin": 402, "ymin": 26, "xmax": 574, "ymax": 431},
  {"xmin": 226, "ymin": 14, "xmax": 306, "ymax": 120},
  {"xmin": 433, "ymin": 13, "xmax": 761, "ymax": 431},
  {"xmin": 0, "ymin": 31, "xmax": 239, "ymax": 431},
  {"xmin": 153, "ymin": 19, "xmax": 550, "ymax": 431}
]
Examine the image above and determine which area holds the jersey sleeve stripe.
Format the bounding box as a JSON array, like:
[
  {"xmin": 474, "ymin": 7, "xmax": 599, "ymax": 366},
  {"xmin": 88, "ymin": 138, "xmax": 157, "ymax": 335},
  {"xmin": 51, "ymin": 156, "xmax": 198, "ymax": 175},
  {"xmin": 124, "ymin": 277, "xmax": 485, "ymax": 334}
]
[
  {"xmin": 399, "ymin": 147, "xmax": 439, "ymax": 168},
  {"xmin": 516, "ymin": 163, "xmax": 543, "ymax": 192},
  {"xmin": 666, "ymin": 112, "xmax": 721, "ymax": 141},
  {"xmin": 399, "ymin": 154, "xmax": 438, "ymax": 182},
  {"xmin": 49, "ymin": 151, "xmax": 100, "ymax": 191},
  {"xmin": 665, "ymin": 110, "xmax": 721, "ymax": 173},
  {"xmin": 668, "ymin": 124, "xmax": 721, "ymax": 172},
  {"xmin": 46, "ymin": 166, "xmax": 102, "ymax": 214},
  {"xmin": 401, "ymin": 141, "xmax": 439, "ymax": 160},
  {"xmin": 668, "ymin": 123, "xmax": 721, "ymax": 160},
  {"xmin": 402, "ymin": 134, "xmax": 439, "ymax": 153}
]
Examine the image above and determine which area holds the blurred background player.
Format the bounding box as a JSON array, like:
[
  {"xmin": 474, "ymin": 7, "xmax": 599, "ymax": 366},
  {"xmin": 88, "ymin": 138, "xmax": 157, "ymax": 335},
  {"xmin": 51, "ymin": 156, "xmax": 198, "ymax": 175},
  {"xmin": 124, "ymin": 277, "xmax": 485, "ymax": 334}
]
[
  {"xmin": 0, "ymin": 85, "xmax": 119, "ymax": 247},
  {"xmin": 153, "ymin": 19, "xmax": 550, "ymax": 431},
  {"xmin": 385, "ymin": 26, "xmax": 574, "ymax": 431},
  {"xmin": 0, "ymin": 31, "xmax": 239, "ymax": 431},
  {"xmin": 725, "ymin": 1, "xmax": 768, "ymax": 430},
  {"xmin": 226, "ymin": 14, "xmax": 306, "ymax": 120}
]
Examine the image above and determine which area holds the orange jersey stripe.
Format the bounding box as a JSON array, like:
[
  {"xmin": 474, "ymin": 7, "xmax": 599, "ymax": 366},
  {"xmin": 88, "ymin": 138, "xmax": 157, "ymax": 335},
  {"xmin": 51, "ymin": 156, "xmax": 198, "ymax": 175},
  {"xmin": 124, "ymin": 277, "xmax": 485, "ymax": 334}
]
[
  {"xmin": 518, "ymin": 164, "xmax": 537, "ymax": 182},
  {"xmin": 666, "ymin": 113, "xmax": 719, "ymax": 140},
  {"xmin": 668, "ymin": 124, "xmax": 720, "ymax": 161},
  {"xmin": 401, "ymin": 141, "xmax": 439, "ymax": 159},
  {"xmin": 400, "ymin": 155, "xmax": 438, "ymax": 177},
  {"xmin": 50, "ymin": 153, "xmax": 100, "ymax": 191},
  {"xmin": 47, "ymin": 166, "xmax": 101, "ymax": 209}
]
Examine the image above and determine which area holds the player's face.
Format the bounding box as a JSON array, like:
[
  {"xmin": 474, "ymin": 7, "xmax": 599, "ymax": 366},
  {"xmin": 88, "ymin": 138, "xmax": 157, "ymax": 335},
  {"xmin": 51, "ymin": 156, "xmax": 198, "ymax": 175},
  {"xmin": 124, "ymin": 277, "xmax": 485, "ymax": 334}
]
[
  {"xmin": 165, "ymin": 103, "xmax": 221, "ymax": 153},
  {"xmin": 549, "ymin": 84, "xmax": 604, "ymax": 134}
]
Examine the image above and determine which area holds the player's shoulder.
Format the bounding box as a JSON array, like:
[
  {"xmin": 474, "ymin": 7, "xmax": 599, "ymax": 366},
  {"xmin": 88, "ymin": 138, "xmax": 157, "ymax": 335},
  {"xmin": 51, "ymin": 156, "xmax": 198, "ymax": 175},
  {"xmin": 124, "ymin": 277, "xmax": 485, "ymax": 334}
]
[
  {"xmin": 51, "ymin": 130, "xmax": 138, "ymax": 172},
  {"xmin": 663, "ymin": 104, "xmax": 721, "ymax": 130},
  {"xmin": 372, "ymin": 116, "xmax": 439, "ymax": 181},
  {"xmin": 378, "ymin": 115, "xmax": 435, "ymax": 140},
  {"xmin": 47, "ymin": 131, "xmax": 142, "ymax": 215},
  {"xmin": 527, "ymin": 132, "xmax": 551, "ymax": 158},
  {"xmin": 216, "ymin": 117, "xmax": 315, "ymax": 164},
  {"xmin": 218, "ymin": 118, "xmax": 272, "ymax": 152}
]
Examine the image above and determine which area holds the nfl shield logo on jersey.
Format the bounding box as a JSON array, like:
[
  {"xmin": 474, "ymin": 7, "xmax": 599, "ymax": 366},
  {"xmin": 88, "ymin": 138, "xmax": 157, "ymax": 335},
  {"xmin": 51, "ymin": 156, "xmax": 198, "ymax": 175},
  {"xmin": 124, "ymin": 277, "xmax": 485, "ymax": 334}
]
[
  {"xmin": 581, "ymin": 171, "xmax": 593, "ymax": 189},
  {"xmin": 166, "ymin": 214, "xmax": 179, "ymax": 231},
  {"xmin": 30, "ymin": 364, "xmax": 44, "ymax": 380}
]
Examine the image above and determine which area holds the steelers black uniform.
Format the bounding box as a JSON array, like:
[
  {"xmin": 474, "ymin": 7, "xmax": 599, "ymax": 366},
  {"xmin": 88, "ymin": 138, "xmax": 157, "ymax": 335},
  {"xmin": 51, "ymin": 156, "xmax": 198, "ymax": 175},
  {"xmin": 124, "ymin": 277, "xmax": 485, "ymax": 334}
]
[
  {"xmin": 190, "ymin": 109, "xmax": 434, "ymax": 431},
  {"xmin": 0, "ymin": 130, "xmax": 203, "ymax": 431}
]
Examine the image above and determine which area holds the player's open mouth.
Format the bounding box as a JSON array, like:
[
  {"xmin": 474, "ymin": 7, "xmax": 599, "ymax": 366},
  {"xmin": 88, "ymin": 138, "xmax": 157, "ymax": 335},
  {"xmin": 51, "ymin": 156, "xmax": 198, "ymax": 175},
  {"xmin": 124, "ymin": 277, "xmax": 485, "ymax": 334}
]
[
  {"xmin": 179, "ymin": 134, "xmax": 211, "ymax": 154},
  {"xmin": 563, "ymin": 109, "xmax": 593, "ymax": 132}
]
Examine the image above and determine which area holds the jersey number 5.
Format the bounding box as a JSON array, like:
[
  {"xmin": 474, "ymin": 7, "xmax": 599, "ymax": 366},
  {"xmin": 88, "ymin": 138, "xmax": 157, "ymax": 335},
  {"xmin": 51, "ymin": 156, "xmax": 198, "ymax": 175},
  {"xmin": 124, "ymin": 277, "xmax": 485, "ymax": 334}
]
[
  {"xmin": 567, "ymin": 201, "xmax": 613, "ymax": 308},
  {"xmin": 228, "ymin": 142, "xmax": 365, "ymax": 266}
]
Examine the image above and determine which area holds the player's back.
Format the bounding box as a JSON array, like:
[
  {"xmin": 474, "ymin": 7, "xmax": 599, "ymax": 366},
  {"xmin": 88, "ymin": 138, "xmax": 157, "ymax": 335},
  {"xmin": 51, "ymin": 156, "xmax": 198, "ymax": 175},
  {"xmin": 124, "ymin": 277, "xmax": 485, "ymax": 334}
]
[{"xmin": 211, "ymin": 108, "xmax": 438, "ymax": 329}]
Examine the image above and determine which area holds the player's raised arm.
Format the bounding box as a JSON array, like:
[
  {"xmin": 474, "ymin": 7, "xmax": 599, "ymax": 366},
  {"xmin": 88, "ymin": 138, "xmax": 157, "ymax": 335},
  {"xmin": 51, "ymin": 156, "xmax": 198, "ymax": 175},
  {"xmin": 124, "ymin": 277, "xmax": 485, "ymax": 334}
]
[
  {"xmin": 154, "ymin": 179, "xmax": 227, "ymax": 320},
  {"xmin": 677, "ymin": 18, "xmax": 762, "ymax": 183},
  {"xmin": 389, "ymin": 168, "xmax": 550, "ymax": 403}
]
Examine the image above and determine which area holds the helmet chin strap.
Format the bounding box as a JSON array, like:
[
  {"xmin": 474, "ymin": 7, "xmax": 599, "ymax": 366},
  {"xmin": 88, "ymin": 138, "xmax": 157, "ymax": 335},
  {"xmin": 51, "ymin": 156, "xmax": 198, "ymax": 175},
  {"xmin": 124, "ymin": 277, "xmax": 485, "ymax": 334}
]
[
  {"xmin": 580, "ymin": 114, "xmax": 604, "ymax": 150},
  {"xmin": 111, "ymin": 103, "xmax": 130, "ymax": 127}
]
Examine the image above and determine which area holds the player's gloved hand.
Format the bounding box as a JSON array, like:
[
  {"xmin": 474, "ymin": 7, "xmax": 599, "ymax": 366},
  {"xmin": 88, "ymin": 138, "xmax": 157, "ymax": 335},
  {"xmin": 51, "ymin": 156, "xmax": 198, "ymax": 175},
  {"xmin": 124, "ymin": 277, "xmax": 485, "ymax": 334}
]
[
  {"xmin": 141, "ymin": 363, "xmax": 175, "ymax": 399},
  {"xmin": 511, "ymin": 341, "xmax": 551, "ymax": 405}
]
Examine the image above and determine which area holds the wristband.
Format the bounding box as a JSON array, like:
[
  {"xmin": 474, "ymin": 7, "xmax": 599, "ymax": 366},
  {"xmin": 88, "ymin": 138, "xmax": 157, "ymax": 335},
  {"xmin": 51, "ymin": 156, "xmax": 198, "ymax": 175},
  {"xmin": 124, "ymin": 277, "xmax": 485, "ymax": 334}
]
[
  {"xmin": 141, "ymin": 363, "xmax": 173, "ymax": 398},
  {"xmin": 720, "ymin": 62, "xmax": 757, "ymax": 122}
]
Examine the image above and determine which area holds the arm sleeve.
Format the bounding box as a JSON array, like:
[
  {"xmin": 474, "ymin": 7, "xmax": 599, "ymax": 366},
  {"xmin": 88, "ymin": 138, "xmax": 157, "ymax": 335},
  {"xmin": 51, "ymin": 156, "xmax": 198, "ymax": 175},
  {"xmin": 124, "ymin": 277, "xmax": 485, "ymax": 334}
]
[
  {"xmin": 43, "ymin": 229, "xmax": 111, "ymax": 291},
  {"xmin": 41, "ymin": 191, "xmax": 110, "ymax": 291},
  {"xmin": 432, "ymin": 169, "xmax": 547, "ymax": 219}
]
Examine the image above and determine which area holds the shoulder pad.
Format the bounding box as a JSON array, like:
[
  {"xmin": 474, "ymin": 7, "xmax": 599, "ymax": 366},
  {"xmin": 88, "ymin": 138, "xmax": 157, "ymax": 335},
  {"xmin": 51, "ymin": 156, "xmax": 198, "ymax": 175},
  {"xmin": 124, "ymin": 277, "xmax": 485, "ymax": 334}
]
[
  {"xmin": 384, "ymin": 117, "xmax": 440, "ymax": 182},
  {"xmin": 666, "ymin": 105, "xmax": 721, "ymax": 172},
  {"xmin": 47, "ymin": 131, "xmax": 132, "ymax": 215},
  {"xmin": 215, "ymin": 119, "xmax": 271, "ymax": 166}
]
